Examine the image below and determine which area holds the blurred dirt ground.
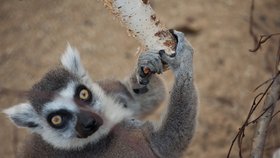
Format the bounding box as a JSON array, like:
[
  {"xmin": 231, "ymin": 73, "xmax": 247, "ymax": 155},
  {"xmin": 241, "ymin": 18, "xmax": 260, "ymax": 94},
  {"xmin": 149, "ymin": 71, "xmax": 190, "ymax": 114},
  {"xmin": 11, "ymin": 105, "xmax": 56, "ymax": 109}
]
[{"xmin": 0, "ymin": 0, "xmax": 280, "ymax": 158}]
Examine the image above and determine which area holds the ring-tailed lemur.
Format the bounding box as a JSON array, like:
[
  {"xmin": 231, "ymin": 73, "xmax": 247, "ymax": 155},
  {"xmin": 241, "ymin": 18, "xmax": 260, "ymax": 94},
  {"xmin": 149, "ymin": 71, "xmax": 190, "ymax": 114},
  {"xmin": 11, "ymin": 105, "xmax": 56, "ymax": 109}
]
[{"xmin": 3, "ymin": 30, "xmax": 198, "ymax": 158}]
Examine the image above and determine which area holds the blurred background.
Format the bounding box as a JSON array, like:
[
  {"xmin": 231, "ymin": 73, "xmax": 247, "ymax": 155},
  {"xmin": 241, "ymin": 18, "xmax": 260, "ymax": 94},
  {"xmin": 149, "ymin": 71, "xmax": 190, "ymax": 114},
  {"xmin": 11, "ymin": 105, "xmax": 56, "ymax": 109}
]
[{"xmin": 0, "ymin": 0, "xmax": 280, "ymax": 157}]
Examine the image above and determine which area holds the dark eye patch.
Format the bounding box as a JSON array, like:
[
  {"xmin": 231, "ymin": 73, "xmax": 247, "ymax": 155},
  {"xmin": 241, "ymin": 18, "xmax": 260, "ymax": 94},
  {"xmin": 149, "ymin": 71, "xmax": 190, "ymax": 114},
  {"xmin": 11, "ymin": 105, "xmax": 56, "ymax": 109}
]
[
  {"xmin": 75, "ymin": 85, "xmax": 93, "ymax": 103},
  {"xmin": 47, "ymin": 110, "xmax": 73, "ymax": 129}
]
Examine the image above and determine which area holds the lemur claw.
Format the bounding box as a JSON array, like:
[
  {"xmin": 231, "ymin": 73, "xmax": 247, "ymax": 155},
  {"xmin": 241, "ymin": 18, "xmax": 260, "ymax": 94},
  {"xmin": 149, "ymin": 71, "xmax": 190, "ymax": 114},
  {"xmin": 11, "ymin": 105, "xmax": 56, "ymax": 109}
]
[{"xmin": 137, "ymin": 52, "xmax": 163, "ymax": 85}]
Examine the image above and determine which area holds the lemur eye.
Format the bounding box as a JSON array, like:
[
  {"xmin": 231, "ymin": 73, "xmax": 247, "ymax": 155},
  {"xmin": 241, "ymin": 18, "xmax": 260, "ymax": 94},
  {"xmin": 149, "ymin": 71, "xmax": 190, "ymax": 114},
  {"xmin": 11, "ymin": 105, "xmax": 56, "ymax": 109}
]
[
  {"xmin": 75, "ymin": 85, "xmax": 92, "ymax": 102},
  {"xmin": 79, "ymin": 89, "xmax": 89, "ymax": 100},
  {"xmin": 51, "ymin": 115, "xmax": 62, "ymax": 125},
  {"xmin": 47, "ymin": 110, "xmax": 72, "ymax": 129}
]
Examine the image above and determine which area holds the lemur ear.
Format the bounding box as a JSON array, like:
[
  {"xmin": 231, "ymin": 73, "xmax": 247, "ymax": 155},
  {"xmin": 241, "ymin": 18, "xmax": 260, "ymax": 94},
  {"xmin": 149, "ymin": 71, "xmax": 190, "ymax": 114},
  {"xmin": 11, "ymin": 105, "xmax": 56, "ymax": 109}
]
[
  {"xmin": 3, "ymin": 103, "xmax": 40, "ymax": 128},
  {"xmin": 61, "ymin": 44, "xmax": 86, "ymax": 78}
]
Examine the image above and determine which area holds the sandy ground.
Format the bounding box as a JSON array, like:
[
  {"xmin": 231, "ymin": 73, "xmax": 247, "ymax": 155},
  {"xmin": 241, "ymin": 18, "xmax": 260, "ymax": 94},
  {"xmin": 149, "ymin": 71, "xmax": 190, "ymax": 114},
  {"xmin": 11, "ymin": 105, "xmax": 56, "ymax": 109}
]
[{"xmin": 0, "ymin": 0, "xmax": 280, "ymax": 157}]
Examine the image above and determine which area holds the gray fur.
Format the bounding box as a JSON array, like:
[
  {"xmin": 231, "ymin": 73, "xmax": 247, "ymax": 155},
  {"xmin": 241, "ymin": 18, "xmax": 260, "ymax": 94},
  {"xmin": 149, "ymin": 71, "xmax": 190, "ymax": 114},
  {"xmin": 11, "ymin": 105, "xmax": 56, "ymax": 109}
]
[
  {"xmin": 28, "ymin": 68, "xmax": 77, "ymax": 112},
  {"xmin": 97, "ymin": 80, "xmax": 135, "ymax": 109},
  {"xmin": 124, "ymin": 72, "xmax": 165, "ymax": 118},
  {"xmin": 18, "ymin": 120, "xmax": 157, "ymax": 158},
  {"xmin": 4, "ymin": 30, "xmax": 197, "ymax": 158},
  {"xmin": 147, "ymin": 30, "xmax": 197, "ymax": 158}
]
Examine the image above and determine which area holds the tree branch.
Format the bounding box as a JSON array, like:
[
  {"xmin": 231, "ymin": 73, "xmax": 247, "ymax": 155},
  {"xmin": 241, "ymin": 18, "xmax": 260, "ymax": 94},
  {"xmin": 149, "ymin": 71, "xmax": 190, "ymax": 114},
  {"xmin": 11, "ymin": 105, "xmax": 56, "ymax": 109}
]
[
  {"xmin": 101, "ymin": 0, "xmax": 177, "ymax": 55},
  {"xmin": 250, "ymin": 74, "xmax": 280, "ymax": 158}
]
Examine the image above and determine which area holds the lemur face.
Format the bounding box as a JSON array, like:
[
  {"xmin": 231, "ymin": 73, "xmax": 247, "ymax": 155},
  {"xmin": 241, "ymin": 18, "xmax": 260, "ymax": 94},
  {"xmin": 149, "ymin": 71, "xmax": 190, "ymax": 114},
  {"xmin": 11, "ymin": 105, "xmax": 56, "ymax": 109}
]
[
  {"xmin": 33, "ymin": 76, "xmax": 104, "ymax": 141},
  {"xmin": 27, "ymin": 73, "xmax": 108, "ymax": 149},
  {"xmin": 3, "ymin": 45, "xmax": 132, "ymax": 149}
]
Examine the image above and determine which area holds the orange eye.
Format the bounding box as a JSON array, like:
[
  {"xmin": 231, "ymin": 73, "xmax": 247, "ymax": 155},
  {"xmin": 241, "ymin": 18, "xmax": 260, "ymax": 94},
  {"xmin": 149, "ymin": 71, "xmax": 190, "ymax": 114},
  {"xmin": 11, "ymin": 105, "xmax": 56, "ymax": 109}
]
[
  {"xmin": 79, "ymin": 89, "xmax": 89, "ymax": 100},
  {"xmin": 76, "ymin": 85, "xmax": 92, "ymax": 102},
  {"xmin": 51, "ymin": 115, "xmax": 62, "ymax": 125}
]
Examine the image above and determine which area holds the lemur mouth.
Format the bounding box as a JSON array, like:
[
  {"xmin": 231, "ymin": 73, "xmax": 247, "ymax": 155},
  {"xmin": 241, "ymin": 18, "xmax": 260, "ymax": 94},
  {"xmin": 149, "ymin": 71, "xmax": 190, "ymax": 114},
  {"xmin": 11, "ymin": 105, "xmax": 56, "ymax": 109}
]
[{"xmin": 75, "ymin": 109, "xmax": 103, "ymax": 138}]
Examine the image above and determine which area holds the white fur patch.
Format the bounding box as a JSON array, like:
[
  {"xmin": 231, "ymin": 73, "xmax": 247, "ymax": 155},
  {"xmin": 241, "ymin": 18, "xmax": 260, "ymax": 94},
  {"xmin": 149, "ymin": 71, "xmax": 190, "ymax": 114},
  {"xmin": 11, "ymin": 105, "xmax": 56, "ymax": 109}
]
[
  {"xmin": 90, "ymin": 83, "xmax": 133, "ymax": 128},
  {"xmin": 3, "ymin": 103, "xmax": 40, "ymax": 128},
  {"xmin": 61, "ymin": 44, "xmax": 93, "ymax": 86},
  {"xmin": 3, "ymin": 103, "xmax": 32, "ymax": 117},
  {"xmin": 61, "ymin": 44, "xmax": 86, "ymax": 78},
  {"xmin": 273, "ymin": 148, "xmax": 280, "ymax": 158},
  {"xmin": 43, "ymin": 82, "xmax": 78, "ymax": 113}
]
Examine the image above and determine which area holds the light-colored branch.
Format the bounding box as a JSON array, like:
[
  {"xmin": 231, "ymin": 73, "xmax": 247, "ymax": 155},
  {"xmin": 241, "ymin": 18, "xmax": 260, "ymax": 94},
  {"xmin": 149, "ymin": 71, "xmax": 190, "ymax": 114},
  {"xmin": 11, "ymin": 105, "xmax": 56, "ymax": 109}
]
[
  {"xmin": 101, "ymin": 0, "xmax": 176, "ymax": 55},
  {"xmin": 250, "ymin": 74, "xmax": 280, "ymax": 158}
]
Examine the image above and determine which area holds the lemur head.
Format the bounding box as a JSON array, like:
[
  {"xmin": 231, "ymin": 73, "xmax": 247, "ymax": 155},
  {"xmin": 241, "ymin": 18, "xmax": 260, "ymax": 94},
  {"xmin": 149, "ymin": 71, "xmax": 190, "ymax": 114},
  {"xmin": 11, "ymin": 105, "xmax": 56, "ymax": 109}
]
[{"xmin": 3, "ymin": 45, "xmax": 132, "ymax": 149}]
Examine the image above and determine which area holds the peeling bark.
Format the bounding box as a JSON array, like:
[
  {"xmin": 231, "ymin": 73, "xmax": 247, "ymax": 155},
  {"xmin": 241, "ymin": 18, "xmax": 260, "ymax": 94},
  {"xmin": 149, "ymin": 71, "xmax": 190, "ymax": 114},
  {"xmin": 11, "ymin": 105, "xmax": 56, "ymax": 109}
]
[{"xmin": 101, "ymin": 0, "xmax": 177, "ymax": 55}]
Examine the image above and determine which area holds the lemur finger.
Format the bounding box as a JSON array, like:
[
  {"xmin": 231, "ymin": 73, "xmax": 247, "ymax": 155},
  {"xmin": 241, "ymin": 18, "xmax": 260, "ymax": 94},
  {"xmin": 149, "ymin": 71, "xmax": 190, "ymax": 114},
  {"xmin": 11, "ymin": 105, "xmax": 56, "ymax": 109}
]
[
  {"xmin": 148, "ymin": 57, "xmax": 163, "ymax": 74},
  {"xmin": 136, "ymin": 69, "xmax": 149, "ymax": 85},
  {"xmin": 155, "ymin": 56, "xmax": 164, "ymax": 73},
  {"xmin": 144, "ymin": 60, "xmax": 161, "ymax": 74},
  {"xmin": 159, "ymin": 50, "xmax": 174, "ymax": 65},
  {"xmin": 139, "ymin": 53, "xmax": 162, "ymax": 74}
]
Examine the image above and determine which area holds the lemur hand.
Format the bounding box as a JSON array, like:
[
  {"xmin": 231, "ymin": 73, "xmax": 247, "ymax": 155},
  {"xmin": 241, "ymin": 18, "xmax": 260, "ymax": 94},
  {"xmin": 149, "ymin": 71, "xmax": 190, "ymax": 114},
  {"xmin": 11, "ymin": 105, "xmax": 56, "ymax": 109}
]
[
  {"xmin": 137, "ymin": 52, "xmax": 163, "ymax": 85},
  {"xmin": 160, "ymin": 30, "xmax": 194, "ymax": 74}
]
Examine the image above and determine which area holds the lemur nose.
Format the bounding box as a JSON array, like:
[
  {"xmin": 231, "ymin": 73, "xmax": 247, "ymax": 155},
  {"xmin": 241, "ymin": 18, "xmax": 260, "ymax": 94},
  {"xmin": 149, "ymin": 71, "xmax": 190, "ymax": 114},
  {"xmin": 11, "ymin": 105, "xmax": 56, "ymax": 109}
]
[
  {"xmin": 75, "ymin": 109, "xmax": 103, "ymax": 138},
  {"xmin": 82, "ymin": 119, "xmax": 97, "ymax": 131}
]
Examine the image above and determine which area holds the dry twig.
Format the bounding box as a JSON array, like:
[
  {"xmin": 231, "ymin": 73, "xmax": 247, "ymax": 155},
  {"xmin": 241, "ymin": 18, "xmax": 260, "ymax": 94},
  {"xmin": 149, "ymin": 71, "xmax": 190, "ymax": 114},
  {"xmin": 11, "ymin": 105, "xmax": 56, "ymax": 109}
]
[
  {"xmin": 250, "ymin": 74, "xmax": 280, "ymax": 158},
  {"xmin": 227, "ymin": 1, "xmax": 280, "ymax": 157},
  {"xmin": 249, "ymin": 33, "xmax": 280, "ymax": 52},
  {"xmin": 227, "ymin": 73, "xmax": 279, "ymax": 158}
]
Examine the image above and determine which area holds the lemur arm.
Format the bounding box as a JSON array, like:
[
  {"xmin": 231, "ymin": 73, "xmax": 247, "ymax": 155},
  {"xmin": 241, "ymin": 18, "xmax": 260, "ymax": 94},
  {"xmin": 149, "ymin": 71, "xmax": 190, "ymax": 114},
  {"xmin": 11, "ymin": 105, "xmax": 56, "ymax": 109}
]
[
  {"xmin": 98, "ymin": 53, "xmax": 166, "ymax": 118},
  {"xmin": 123, "ymin": 63, "xmax": 166, "ymax": 118},
  {"xmin": 145, "ymin": 31, "xmax": 198, "ymax": 157}
]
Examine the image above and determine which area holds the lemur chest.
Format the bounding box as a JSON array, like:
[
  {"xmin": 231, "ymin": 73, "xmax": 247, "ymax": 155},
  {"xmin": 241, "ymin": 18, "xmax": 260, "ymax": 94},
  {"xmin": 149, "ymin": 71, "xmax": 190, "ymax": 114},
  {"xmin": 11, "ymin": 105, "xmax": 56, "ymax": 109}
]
[{"xmin": 100, "ymin": 125, "xmax": 157, "ymax": 158}]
